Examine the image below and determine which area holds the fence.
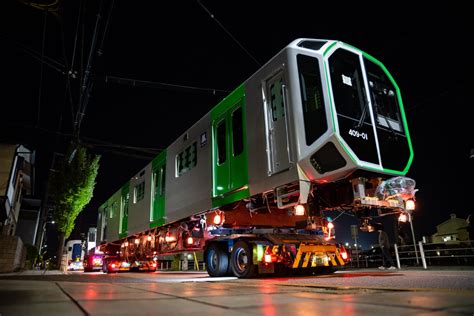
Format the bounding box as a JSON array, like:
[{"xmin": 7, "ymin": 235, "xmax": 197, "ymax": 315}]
[
  {"xmin": 345, "ymin": 240, "xmax": 474, "ymax": 269},
  {"xmin": 395, "ymin": 240, "xmax": 474, "ymax": 269}
]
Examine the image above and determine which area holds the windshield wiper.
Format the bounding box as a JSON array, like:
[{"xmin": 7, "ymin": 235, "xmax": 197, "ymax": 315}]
[
  {"xmin": 355, "ymin": 98, "xmax": 368, "ymax": 129},
  {"xmin": 371, "ymin": 91, "xmax": 397, "ymax": 138},
  {"xmin": 355, "ymin": 84, "xmax": 369, "ymax": 129}
]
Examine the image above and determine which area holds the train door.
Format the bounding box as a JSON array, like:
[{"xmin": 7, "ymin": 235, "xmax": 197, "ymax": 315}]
[
  {"xmin": 151, "ymin": 152, "xmax": 166, "ymax": 227},
  {"xmin": 212, "ymin": 94, "xmax": 249, "ymax": 207},
  {"xmin": 102, "ymin": 206, "xmax": 108, "ymax": 240},
  {"xmin": 264, "ymin": 71, "xmax": 292, "ymax": 175},
  {"xmin": 119, "ymin": 185, "xmax": 129, "ymax": 238}
]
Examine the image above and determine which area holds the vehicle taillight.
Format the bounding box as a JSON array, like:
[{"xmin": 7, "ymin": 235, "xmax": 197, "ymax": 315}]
[
  {"xmin": 111, "ymin": 263, "xmax": 116, "ymax": 269},
  {"xmin": 165, "ymin": 231, "xmax": 175, "ymax": 243},
  {"xmin": 93, "ymin": 258, "xmax": 103, "ymax": 265},
  {"xmin": 339, "ymin": 245, "xmax": 349, "ymax": 261},
  {"xmin": 213, "ymin": 211, "xmax": 225, "ymax": 226}
]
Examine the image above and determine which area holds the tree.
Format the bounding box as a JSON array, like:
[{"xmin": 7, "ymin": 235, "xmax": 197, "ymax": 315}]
[{"xmin": 50, "ymin": 145, "xmax": 100, "ymax": 268}]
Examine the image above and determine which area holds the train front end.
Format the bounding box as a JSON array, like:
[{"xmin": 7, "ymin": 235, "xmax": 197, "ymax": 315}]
[{"xmin": 287, "ymin": 39, "xmax": 416, "ymax": 219}]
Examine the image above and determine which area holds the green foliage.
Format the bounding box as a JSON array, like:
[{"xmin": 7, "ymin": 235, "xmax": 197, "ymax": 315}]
[{"xmin": 51, "ymin": 145, "xmax": 100, "ymax": 238}]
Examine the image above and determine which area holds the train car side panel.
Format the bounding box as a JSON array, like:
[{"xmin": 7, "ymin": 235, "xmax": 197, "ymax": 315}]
[
  {"xmin": 127, "ymin": 164, "xmax": 153, "ymax": 235},
  {"xmin": 245, "ymin": 48, "xmax": 299, "ymax": 196},
  {"xmin": 106, "ymin": 189, "xmax": 122, "ymax": 242},
  {"xmin": 164, "ymin": 114, "xmax": 212, "ymax": 223}
]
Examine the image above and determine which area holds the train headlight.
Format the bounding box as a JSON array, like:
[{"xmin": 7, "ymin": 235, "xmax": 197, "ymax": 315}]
[
  {"xmin": 405, "ymin": 199, "xmax": 415, "ymax": 211},
  {"xmin": 294, "ymin": 204, "xmax": 305, "ymax": 216}
]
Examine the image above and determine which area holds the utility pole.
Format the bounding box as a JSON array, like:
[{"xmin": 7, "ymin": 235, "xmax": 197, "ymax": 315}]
[{"xmin": 35, "ymin": 152, "xmax": 63, "ymax": 250}]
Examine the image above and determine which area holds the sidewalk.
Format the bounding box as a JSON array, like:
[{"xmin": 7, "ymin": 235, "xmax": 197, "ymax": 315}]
[
  {"xmin": 0, "ymin": 269, "xmax": 66, "ymax": 276},
  {"xmin": 341, "ymin": 265, "xmax": 474, "ymax": 272}
]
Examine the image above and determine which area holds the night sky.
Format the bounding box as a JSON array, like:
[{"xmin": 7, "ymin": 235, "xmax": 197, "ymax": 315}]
[{"xmin": 1, "ymin": 1, "xmax": 472, "ymax": 250}]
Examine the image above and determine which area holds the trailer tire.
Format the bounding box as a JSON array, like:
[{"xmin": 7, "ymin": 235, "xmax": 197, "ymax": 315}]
[
  {"xmin": 230, "ymin": 240, "xmax": 257, "ymax": 278},
  {"xmin": 204, "ymin": 243, "xmax": 229, "ymax": 277},
  {"xmin": 102, "ymin": 261, "xmax": 108, "ymax": 274}
]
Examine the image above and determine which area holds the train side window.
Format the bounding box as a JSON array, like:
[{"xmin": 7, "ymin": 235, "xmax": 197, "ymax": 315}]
[
  {"xmin": 154, "ymin": 166, "xmax": 166, "ymax": 196},
  {"xmin": 177, "ymin": 142, "xmax": 197, "ymax": 176},
  {"xmin": 217, "ymin": 120, "xmax": 227, "ymax": 165},
  {"xmin": 232, "ymin": 107, "xmax": 243, "ymax": 156},
  {"xmin": 133, "ymin": 181, "xmax": 145, "ymax": 203},
  {"xmin": 110, "ymin": 201, "xmax": 118, "ymax": 218},
  {"xmin": 297, "ymin": 54, "xmax": 327, "ymax": 145},
  {"xmin": 160, "ymin": 166, "xmax": 166, "ymax": 196},
  {"xmin": 123, "ymin": 193, "xmax": 129, "ymax": 217},
  {"xmin": 270, "ymin": 79, "xmax": 285, "ymax": 122}
]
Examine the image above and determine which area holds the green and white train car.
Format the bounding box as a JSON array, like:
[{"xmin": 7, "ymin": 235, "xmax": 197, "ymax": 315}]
[{"xmin": 97, "ymin": 39, "xmax": 416, "ymax": 277}]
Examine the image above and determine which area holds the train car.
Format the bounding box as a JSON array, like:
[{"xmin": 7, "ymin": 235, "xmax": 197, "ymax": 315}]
[{"xmin": 97, "ymin": 39, "xmax": 417, "ymax": 278}]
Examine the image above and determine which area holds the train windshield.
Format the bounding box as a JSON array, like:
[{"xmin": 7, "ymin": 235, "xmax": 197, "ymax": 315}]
[
  {"xmin": 328, "ymin": 48, "xmax": 379, "ymax": 164},
  {"xmin": 329, "ymin": 49, "xmax": 368, "ymax": 125},
  {"xmin": 364, "ymin": 58, "xmax": 404, "ymax": 134}
]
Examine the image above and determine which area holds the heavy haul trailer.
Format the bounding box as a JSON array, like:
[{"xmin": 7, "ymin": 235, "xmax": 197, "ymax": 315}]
[{"xmin": 96, "ymin": 39, "xmax": 417, "ymax": 277}]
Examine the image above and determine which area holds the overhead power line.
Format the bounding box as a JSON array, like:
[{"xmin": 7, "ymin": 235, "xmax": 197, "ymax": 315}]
[
  {"xmin": 105, "ymin": 75, "xmax": 230, "ymax": 95},
  {"xmin": 2, "ymin": 124, "xmax": 162, "ymax": 158},
  {"xmin": 0, "ymin": 34, "xmax": 66, "ymax": 73},
  {"xmin": 196, "ymin": 0, "xmax": 261, "ymax": 67}
]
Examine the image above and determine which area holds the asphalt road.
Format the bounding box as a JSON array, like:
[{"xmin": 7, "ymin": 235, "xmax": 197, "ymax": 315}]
[{"xmin": 1, "ymin": 268, "xmax": 474, "ymax": 315}]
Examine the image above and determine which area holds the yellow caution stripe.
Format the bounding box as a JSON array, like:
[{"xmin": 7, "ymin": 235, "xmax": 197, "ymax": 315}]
[{"xmin": 292, "ymin": 244, "xmax": 345, "ymax": 269}]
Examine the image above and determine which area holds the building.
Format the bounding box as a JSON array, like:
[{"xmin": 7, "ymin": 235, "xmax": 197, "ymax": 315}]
[
  {"xmin": 0, "ymin": 144, "xmax": 38, "ymax": 272},
  {"xmin": 431, "ymin": 213, "xmax": 469, "ymax": 243}
]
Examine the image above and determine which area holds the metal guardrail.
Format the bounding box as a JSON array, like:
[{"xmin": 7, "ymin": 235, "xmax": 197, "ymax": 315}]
[
  {"xmin": 393, "ymin": 240, "xmax": 474, "ymax": 269},
  {"xmin": 343, "ymin": 240, "xmax": 474, "ymax": 269}
]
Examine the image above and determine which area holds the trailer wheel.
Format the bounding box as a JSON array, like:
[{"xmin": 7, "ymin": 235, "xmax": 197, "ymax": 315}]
[
  {"xmin": 204, "ymin": 243, "xmax": 229, "ymax": 277},
  {"xmin": 230, "ymin": 241, "xmax": 257, "ymax": 278},
  {"xmin": 102, "ymin": 260, "xmax": 108, "ymax": 274}
]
